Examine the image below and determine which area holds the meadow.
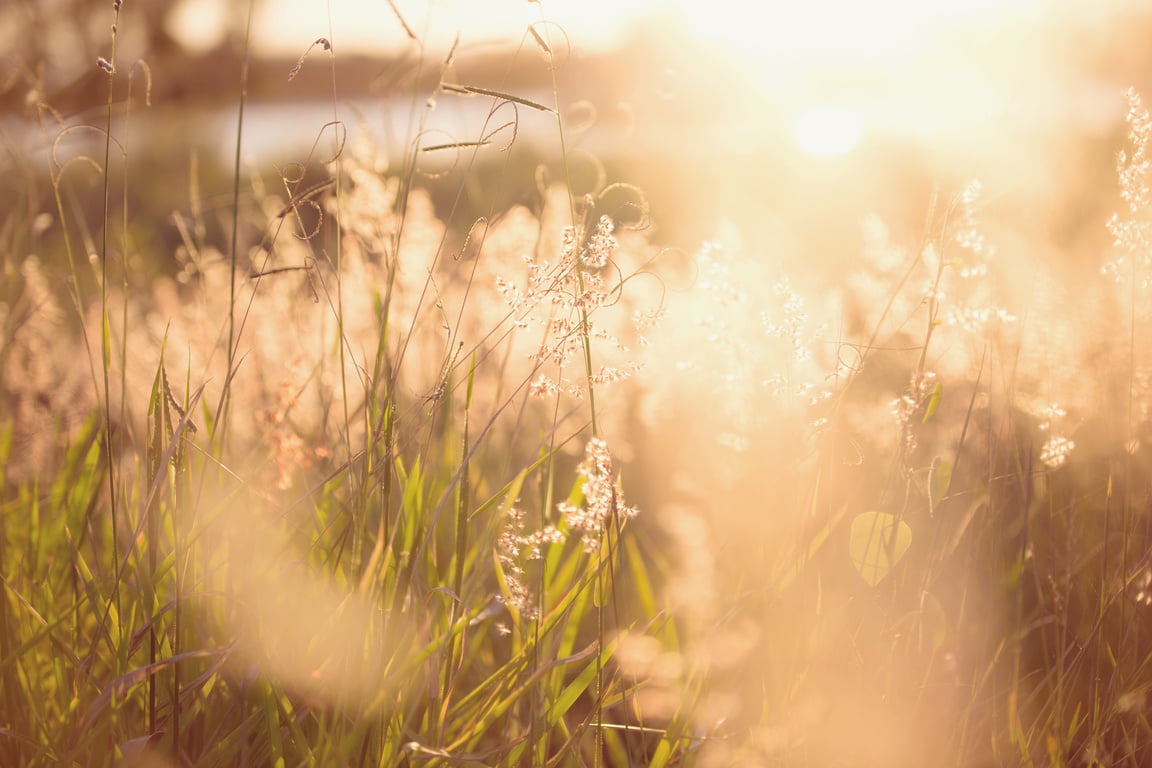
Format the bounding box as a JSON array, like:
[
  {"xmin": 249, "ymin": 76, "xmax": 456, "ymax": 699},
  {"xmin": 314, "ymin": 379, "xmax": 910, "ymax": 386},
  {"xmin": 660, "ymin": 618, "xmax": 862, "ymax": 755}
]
[{"xmin": 4, "ymin": 2, "xmax": 1152, "ymax": 766}]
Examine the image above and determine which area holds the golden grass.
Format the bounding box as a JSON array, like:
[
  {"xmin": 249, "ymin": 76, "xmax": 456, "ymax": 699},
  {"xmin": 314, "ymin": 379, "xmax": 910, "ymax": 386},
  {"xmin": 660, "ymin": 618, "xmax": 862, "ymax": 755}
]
[{"xmin": 4, "ymin": 4, "xmax": 1152, "ymax": 767}]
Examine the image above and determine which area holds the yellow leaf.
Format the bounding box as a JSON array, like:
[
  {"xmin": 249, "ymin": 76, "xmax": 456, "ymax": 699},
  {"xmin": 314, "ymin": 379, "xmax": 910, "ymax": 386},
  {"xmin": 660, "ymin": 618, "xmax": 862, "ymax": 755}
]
[{"xmin": 849, "ymin": 511, "xmax": 912, "ymax": 586}]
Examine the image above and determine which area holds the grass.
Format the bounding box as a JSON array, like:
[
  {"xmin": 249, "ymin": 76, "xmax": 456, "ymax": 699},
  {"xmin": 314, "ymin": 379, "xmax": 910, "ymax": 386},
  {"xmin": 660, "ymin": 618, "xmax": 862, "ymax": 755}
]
[{"xmin": 4, "ymin": 3, "xmax": 1152, "ymax": 767}]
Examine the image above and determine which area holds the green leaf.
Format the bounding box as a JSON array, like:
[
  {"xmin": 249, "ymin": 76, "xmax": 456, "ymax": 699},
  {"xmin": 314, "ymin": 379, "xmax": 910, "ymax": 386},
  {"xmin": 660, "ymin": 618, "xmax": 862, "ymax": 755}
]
[
  {"xmin": 849, "ymin": 511, "xmax": 912, "ymax": 586},
  {"xmin": 922, "ymin": 381, "xmax": 943, "ymax": 423},
  {"xmin": 101, "ymin": 312, "xmax": 111, "ymax": 369},
  {"xmin": 929, "ymin": 457, "xmax": 952, "ymax": 515},
  {"xmin": 545, "ymin": 641, "xmax": 614, "ymax": 726},
  {"xmin": 465, "ymin": 353, "xmax": 476, "ymax": 408}
]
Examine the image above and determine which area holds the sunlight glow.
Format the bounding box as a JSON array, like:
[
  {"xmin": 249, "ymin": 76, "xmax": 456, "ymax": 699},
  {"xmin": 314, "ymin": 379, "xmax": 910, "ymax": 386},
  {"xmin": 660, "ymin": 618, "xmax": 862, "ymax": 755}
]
[
  {"xmin": 792, "ymin": 106, "xmax": 862, "ymax": 156},
  {"xmin": 247, "ymin": 0, "xmax": 669, "ymax": 55},
  {"xmin": 168, "ymin": 0, "xmax": 229, "ymax": 54},
  {"xmin": 676, "ymin": 0, "xmax": 1045, "ymax": 62}
]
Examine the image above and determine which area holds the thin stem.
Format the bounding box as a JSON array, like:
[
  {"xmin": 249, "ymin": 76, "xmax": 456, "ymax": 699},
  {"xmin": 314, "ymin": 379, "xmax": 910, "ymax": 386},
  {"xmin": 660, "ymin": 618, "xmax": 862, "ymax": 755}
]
[
  {"xmin": 99, "ymin": 0, "xmax": 123, "ymax": 646},
  {"xmin": 213, "ymin": 0, "xmax": 256, "ymax": 449}
]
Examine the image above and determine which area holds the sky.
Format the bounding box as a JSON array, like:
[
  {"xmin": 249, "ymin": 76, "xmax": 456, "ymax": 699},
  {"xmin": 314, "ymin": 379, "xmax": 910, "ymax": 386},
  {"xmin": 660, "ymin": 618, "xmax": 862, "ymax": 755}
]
[
  {"xmin": 166, "ymin": 0, "xmax": 1097, "ymax": 60},
  {"xmin": 169, "ymin": 0, "xmax": 675, "ymax": 57}
]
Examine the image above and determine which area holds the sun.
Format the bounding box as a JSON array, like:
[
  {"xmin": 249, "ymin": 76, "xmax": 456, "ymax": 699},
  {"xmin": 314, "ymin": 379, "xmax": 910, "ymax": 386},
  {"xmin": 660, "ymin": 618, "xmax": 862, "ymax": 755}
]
[
  {"xmin": 791, "ymin": 105, "xmax": 863, "ymax": 157},
  {"xmin": 671, "ymin": 0, "xmax": 1050, "ymax": 159}
]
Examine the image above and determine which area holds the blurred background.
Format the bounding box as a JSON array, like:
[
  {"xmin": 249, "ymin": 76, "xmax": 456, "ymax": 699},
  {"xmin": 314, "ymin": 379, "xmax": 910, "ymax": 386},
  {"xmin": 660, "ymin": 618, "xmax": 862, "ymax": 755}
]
[
  {"xmin": 6, "ymin": 0, "xmax": 1152, "ymax": 272},
  {"xmin": 8, "ymin": 0, "xmax": 1152, "ymax": 572},
  {"xmin": 9, "ymin": 0, "xmax": 1152, "ymax": 575}
]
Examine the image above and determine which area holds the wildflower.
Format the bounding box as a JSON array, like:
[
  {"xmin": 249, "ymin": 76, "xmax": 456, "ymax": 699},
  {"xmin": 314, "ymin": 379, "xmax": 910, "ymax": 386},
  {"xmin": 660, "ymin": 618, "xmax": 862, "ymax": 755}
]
[
  {"xmin": 1035, "ymin": 402, "xmax": 1067, "ymax": 431},
  {"xmin": 1032, "ymin": 400, "xmax": 1075, "ymax": 469},
  {"xmin": 891, "ymin": 370, "xmax": 937, "ymax": 453},
  {"xmin": 580, "ymin": 215, "xmax": 618, "ymax": 269},
  {"xmin": 1130, "ymin": 568, "xmax": 1152, "ymax": 607},
  {"xmin": 499, "ymin": 211, "xmax": 644, "ymax": 403},
  {"xmin": 1103, "ymin": 89, "xmax": 1152, "ymax": 287},
  {"xmin": 944, "ymin": 305, "xmax": 1016, "ymax": 333},
  {"xmin": 254, "ymin": 358, "xmax": 322, "ymax": 491},
  {"xmin": 953, "ymin": 180, "xmax": 993, "ymax": 260},
  {"xmin": 1039, "ymin": 435, "xmax": 1075, "ymax": 469},
  {"xmin": 558, "ymin": 437, "xmax": 638, "ymax": 551},
  {"xmin": 496, "ymin": 506, "xmax": 564, "ymax": 618},
  {"xmin": 529, "ymin": 374, "xmax": 559, "ymax": 399},
  {"xmin": 761, "ymin": 278, "xmax": 820, "ymax": 363}
]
